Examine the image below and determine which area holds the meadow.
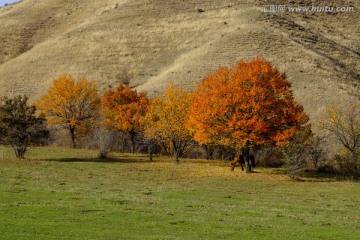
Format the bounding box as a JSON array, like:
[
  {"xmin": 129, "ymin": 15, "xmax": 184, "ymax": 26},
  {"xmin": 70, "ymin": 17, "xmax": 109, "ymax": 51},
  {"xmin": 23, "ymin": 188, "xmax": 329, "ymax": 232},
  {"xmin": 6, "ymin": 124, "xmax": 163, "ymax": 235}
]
[{"xmin": 0, "ymin": 146, "xmax": 359, "ymax": 239}]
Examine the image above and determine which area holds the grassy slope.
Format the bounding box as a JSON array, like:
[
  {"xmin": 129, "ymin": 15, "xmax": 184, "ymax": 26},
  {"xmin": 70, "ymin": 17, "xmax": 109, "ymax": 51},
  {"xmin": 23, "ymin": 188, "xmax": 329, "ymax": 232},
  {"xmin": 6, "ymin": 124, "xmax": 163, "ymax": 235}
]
[{"xmin": 0, "ymin": 146, "xmax": 359, "ymax": 239}]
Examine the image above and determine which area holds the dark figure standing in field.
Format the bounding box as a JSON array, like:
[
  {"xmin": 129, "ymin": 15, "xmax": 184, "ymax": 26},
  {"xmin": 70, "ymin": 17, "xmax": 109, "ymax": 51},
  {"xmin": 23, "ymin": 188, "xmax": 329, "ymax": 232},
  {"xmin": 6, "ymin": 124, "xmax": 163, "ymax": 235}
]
[
  {"xmin": 231, "ymin": 154, "xmax": 245, "ymax": 171},
  {"xmin": 230, "ymin": 153, "xmax": 255, "ymax": 172},
  {"xmin": 249, "ymin": 154, "xmax": 255, "ymax": 169}
]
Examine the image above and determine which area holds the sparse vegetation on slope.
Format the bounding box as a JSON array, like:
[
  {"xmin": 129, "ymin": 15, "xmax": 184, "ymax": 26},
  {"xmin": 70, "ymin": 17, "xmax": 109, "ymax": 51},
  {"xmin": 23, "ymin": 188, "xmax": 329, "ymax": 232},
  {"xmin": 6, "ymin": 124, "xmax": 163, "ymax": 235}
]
[{"xmin": 0, "ymin": 0, "xmax": 359, "ymax": 125}]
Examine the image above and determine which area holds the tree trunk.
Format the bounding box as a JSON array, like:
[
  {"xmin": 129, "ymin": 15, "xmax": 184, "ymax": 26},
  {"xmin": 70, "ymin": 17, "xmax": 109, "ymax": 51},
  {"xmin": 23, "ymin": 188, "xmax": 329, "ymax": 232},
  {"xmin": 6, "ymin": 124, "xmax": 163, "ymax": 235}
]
[
  {"xmin": 172, "ymin": 140, "xmax": 181, "ymax": 164},
  {"xmin": 245, "ymin": 157, "xmax": 252, "ymax": 173},
  {"xmin": 174, "ymin": 155, "xmax": 180, "ymax": 164},
  {"xmin": 129, "ymin": 130, "xmax": 136, "ymax": 153},
  {"xmin": 204, "ymin": 145, "xmax": 215, "ymax": 160},
  {"xmin": 14, "ymin": 146, "xmax": 26, "ymax": 158},
  {"xmin": 350, "ymin": 152, "xmax": 359, "ymax": 172},
  {"xmin": 69, "ymin": 126, "xmax": 76, "ymax": 148},
  {"xmin": 148, "ymin": 145, "xmax": 153, "ymax": 161},
  {"xmin": 242, "ymin": 146, "xmax": 252, "ymax": 173}
]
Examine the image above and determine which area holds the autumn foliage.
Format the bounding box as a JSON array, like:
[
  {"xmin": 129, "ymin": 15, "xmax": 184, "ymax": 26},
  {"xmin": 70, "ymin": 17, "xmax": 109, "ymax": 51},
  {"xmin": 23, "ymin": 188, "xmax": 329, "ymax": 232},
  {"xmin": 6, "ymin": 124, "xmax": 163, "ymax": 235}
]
[
  {"xmin": 187, "ymin": 57, "xmax": 309, "ymax": 152},
  {"xmin": 143, "ymin": 85, "xmax": 193, "ymax": 163},
  {"xmin": 319, "ymin": 102, "xmax": 360, "ymax": 173},
  {"xmin": 101, "ymin": 84, "xmax": 149, "ymax": 153},
  {"xmin": 33, "ymin": 58, "xmax": 310, "ymax": 167},
  {"xmin": 36, "ymin": 75, "xmax": 100, "ymax": 148}
]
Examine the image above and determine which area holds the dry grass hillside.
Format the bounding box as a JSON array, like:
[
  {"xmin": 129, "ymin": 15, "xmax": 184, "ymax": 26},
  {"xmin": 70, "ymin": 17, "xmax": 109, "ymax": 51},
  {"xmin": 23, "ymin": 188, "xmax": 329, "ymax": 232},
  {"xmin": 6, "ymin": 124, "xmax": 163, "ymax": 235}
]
[{"xmin": 0, "ymin": 0, "xmax": 359, "ymax": 125}]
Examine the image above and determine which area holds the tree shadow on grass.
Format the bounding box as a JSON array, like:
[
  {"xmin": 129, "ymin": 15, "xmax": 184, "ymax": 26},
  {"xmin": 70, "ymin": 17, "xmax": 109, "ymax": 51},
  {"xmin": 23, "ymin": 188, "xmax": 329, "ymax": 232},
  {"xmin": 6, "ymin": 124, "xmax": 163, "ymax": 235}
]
[
  {"xmin": 301, "ymin": 170, "xmax": 360, "ymax": 182},
  {"xmin": 44, "ymin": 157, "xmax": 152, "ymax": 164},
  {"xmin": 267, "ymin": 168, "xmax": 287, "ymax": 175},
  {"xmin": 259, "ymin": 168, "xmax": 359, "ymax": 182}
]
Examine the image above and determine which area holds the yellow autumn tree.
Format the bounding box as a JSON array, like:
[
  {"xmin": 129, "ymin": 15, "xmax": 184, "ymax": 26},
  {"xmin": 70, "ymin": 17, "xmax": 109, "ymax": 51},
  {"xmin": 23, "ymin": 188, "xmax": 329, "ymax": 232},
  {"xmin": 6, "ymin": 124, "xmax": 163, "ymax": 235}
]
[
  {"xmin": 36, "ymin": 75, "xmax": 100, "ymax": 148},
  {"xmin": 143, "ymin": 84, "xmax": 192, "ymax": 163},
  {"xmin": 319, "ymin": 102, "xmax": 360, "ymax": 173},
  {"xmin": 101, "ymin": 84, "xmax": 149, "ymax": 153}
]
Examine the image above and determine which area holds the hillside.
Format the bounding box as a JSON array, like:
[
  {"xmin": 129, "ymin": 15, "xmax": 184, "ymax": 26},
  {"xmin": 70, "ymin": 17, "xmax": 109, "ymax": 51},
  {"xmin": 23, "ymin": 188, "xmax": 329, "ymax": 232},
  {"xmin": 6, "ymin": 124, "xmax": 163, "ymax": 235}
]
[{"xmin": 0, "ymin": 0, "xmax": 359, "ymax": 124}]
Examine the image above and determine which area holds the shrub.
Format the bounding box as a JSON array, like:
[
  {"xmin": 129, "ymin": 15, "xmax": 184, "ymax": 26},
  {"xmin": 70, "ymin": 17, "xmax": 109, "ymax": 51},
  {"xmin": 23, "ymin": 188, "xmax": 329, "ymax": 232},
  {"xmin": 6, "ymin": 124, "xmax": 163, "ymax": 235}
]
[
  {"xmin": 254, "ymin": 145, "xmax": 284, "ymax": 168},
  {"xmin": 93, "ymin": 128, "xmax": 115, "ymax": 159},
  {"xmin": 334, "ymin": 151, "xmax": 360, "ymax": 176},
  {"xmin": 282, "ymin": 143, "xmax": 309, "ymax": 179},
  {"xmin": 308, "ymin": 136, "xmax": 327, "ymax": 169},
  {"xmin": 317, "ymin": 164, "xmax": 337, "ymax": 174},
  {"xmin": 281, "ymin": 125, "xmax": 312, "ymax": 179},
  {"xmin": 1, "ymin": 95, "xmax": 49, "ymax": 158}
]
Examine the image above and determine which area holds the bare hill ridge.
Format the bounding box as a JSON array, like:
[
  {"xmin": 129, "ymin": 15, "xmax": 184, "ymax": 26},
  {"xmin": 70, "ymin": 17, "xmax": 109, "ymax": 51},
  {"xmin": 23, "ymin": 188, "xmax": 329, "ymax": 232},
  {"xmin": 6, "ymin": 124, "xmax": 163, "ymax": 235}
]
[{"xmin": 0, "ymin": 0, "xmax": 359, "ymax": 123}]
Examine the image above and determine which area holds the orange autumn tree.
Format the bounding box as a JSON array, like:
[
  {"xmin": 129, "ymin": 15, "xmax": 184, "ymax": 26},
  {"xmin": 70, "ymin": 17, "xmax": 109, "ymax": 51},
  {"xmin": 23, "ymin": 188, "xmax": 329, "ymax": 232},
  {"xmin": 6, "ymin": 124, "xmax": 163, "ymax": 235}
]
[
  {"xmin": 36, "ymin": 75, "xmax": 100, "ymax": 148},
  {"xmin": 187, "ymin": 57, "xmax": 309, "ymax": 172},
  {"xmin": 143, "ymin": 84, "xmax": 192, "ymax": 163},
  {"xmin": 101, "ymin": 84, "xmax": 149, "ymax": 153}
]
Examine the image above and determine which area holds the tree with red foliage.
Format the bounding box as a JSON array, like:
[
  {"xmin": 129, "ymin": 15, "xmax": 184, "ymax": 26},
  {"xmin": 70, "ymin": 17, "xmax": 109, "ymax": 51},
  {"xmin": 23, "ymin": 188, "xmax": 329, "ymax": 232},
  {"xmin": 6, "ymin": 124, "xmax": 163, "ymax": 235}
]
[
  {"xmin": 101, "ymin": 84, "xmax": 149, "ymax": 153},
  {"xmin": 187, "ymin": 58, "xmax": 309, "ymax": 172}
]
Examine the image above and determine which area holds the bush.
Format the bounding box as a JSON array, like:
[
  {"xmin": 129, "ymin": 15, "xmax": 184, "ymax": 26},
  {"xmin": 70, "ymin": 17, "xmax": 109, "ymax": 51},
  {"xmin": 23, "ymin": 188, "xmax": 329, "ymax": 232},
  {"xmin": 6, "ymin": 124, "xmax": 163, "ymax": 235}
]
[
  {"xmin": 282, "ymin": 144, "xmax": 308, "ymax": 179},
  {"xmin": 281, "ymin": 126, "xmax": 313, "ymax": 179},
  {"xmin": 93, "ymin": 128, "xmax": 115, "ymax": 159},
  {"xmin": 308, "ymin": 137, "xmax": 327, "ymax": 169},
  {"xmin": 0, "ymin": 95, "xmax": 49, "ymax": 158},
  {"xmin": 317, "ymin": 164, "xmax": 337, "ymax": 174},
  {"xmin": 254, "ymin": 145, "xmax": 284, "ymax": 167},
  {"xmin": 334, "ymin": 152, "xmax": 360, "ymax": 176}
]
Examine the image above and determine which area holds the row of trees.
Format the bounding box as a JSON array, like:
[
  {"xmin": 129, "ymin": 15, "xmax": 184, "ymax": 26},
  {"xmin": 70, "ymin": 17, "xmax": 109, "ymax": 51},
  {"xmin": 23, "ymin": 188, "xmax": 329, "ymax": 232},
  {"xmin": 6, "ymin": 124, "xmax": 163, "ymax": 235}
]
[
  {"xmin": 33, "ymin": 58, "xmax": 309, "ymax": 170},
  {"xmin": 1, "ymin": 57, "xmax": 358, "ymax": 175}
]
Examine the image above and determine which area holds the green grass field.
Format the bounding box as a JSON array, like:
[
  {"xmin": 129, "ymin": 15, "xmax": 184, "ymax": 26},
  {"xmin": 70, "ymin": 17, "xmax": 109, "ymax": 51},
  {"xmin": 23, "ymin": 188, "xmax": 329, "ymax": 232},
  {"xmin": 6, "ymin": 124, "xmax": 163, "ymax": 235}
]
[{"xmin": 0, "ymin": 146, "xmax": 359, "ymax": 239}]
